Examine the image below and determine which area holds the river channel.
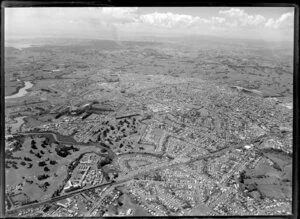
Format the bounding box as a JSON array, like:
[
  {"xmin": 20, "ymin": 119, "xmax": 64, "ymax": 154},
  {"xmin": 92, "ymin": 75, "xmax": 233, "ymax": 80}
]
[
  {"xmin": 5, "ymin": 81, "xmax": 33, "ymax": 100},
  {"xmin": 17, "ymin": 131, "xmax": 117, "ymax": 159}
]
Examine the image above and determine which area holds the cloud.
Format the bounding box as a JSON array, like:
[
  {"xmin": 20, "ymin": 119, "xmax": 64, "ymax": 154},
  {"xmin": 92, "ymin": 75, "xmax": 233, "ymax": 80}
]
[
  {"xmin": 265, "ymin": 12, "xmax": 294, "ymax": 29},
  {"xmin": 63, "ymin": 7, "xmax": 139, "ymax": 26},
  {"xmin": 224, "ymin": 21, "xmax": 238, "ymax": 28},
  {"xmin": 139, "ymin": 12, "xmax": 227, "ymax": 29},
  {"xmin": 219, "ymin": 8, "xmax": 266, "ymax": 27},
  {"xmin": 212, "ymin": 17, "xmax": 226, "ymax": 24},
  {"xmin": 139, "ymin": 12, "xmax": 201, "ymax": 28},
  {"xmin": 5, "ymin": 7, "xmax": 294, "ymax": 42},
  {"xmin": 211, "ymin": 26, "xmax": 228, "ymax": 32},
  {"xmin": 100, "ymin": 7, "xmax": 139, "ymax": 23},
  {"xmin": 219, "ymin": 8, "xmax": 244, "ymax": 17},
  {"xmin": 101, "ymin": 7, "xmax": 138, "ymax": 15}
]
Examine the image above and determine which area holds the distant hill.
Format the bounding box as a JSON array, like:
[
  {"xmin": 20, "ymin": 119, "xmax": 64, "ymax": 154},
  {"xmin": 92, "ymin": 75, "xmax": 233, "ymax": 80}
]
[
  {"xmin": 5, "ymin": 47, "xmax": 21, "ymax": 56},
  {"xmin": 5, "ymin": 36, "xmax": 293, "ymax": 52},
  {"xmin": 122, "ymin": 34, "xmax": 294, "ymax": 51},
  {"xmin": 5, "ymin": 38, "xmax": 165, "ymax": 51}
]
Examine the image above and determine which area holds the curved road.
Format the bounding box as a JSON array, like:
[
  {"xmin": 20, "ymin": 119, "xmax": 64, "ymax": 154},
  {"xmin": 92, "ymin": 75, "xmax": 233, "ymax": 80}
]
[{"xmin": 6, "ymin": 131, "xmax": 267, "ymax": 215}]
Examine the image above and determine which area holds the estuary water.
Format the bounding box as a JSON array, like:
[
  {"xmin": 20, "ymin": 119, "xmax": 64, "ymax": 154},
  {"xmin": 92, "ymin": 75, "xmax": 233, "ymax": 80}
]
[{"xmin": 5, "ymin": 81, "xmax": 33, "ymax": 100}]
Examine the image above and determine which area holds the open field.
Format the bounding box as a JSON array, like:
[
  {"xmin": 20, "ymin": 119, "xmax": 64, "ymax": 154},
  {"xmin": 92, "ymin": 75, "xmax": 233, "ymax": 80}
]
[{"xmin": 5, "ymin": 135, "xmax": 105, "ymax": 204}]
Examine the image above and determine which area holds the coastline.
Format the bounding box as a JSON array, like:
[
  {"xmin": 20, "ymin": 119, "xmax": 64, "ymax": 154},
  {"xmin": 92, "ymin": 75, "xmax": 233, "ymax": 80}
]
[
  {"xmin": 5, "ymin": 80, "xmax": 25, "ymax": 97},
  {"xmin": 5, "ymin": 81, "xmax": 34, "ymax": 100}
]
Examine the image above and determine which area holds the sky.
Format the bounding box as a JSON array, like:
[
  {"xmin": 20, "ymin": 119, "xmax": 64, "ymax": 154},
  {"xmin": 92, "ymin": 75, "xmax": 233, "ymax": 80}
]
[{"xmin": 5, "ymin": 7, "xmax": 295, "ymax": 42}]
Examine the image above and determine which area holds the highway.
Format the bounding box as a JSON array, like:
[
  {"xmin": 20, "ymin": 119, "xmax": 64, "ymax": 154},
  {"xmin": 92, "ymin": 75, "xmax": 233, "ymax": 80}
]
[
  {"xmin": 7, "ymin": 180, "xmax": 125, "ymax": 215},
  {"xmin": 6, "ymin": 132, "xmax": 267, "ymax": 215}
]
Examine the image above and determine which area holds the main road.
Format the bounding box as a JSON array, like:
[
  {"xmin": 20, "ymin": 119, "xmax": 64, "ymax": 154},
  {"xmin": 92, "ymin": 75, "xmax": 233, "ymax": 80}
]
[{"xmin": 6, "ymin": 132, "xmax": 266, "ymax": 215}]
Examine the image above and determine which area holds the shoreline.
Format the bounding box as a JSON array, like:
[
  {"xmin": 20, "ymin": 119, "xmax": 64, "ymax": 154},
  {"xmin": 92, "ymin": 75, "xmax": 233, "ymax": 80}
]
[
  {"xmin": 5, "ymin": 81, "xmax": 33, "ymax": 100},
  {"xmin": 5, "ymin": 80, "xmax": 25, "ymax": 97}
]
